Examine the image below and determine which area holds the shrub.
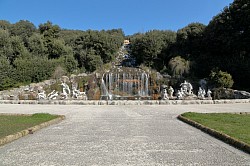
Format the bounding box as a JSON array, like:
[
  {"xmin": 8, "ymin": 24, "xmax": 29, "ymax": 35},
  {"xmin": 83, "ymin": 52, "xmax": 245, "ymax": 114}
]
[
  {"xmin": 213, "ymin": 88, "xmax": 235, "ymax": 99},
  {"xmin": 209, "ymin": 69, "xmax": 234, "ymax": 88}
]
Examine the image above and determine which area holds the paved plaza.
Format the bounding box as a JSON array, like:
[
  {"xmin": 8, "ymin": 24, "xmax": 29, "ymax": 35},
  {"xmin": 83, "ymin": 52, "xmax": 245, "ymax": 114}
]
[{"xmin": 0, "ymin": 103, "xmax": 249, "ymax": 165}]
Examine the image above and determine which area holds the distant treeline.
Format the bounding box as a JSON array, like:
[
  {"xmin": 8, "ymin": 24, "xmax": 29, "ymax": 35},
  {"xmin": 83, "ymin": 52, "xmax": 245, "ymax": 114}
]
[{"xmin": 0, "ymin": 0, "xmax": 249, "ymax": 91}]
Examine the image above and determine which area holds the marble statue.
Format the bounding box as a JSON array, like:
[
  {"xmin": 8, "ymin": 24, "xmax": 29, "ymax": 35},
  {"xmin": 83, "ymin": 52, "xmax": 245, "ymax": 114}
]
[
  {"xmin": 180, "ymin": 81, "xmax": 188, "ymax": 94},
  {"xmin": 108, "ymin": 94, "xmax": 113, "ymax": 100},
  {"xmin": 48, "ymin": 90, "xmax": 58, "ymax": 100},
  {"xmin": 72, "ymin": 87, "xmax": 78, "ymax": 99},
  {"xmin": 168, "ymin": 86, "xmax": 174, "ymax": 98},
  {"xmin": 177, "ymin": 90, "xmax": 183, "ymax": 100},
  {"xmin": 160, "ymin": 85, "xmax": 169, "ymax": 100},
  {"xmin": 37, "ymin": 90, "xmax": 46, "ymax": 100},
  {"xmin": 61, "ymin": 90, "xmax": 68, "ymax": 100},
  {"xmin": 72, "ymin": 87, "xmax": 88, "ymax": 100},
  {"xmin": 61, "ymin": 82, "xmax": 71, "ymax": 99},
  {"xmin": 161, "ymin": 88, "xmax": 169, "ymax": 100},
  {"xmin": 207, "ymin": 89, "xmax": 212, "ymax": 98},
  {"xmin": 82, "ymin": 92, "xmax": 88, "ymax": 100},
  {"xmin": 198, "ymin": 87, "xmax": 206, "ymax": 99},
  {"xmin": 180, "ymin": 80, "xmax": 193, "ymax": 96},
  {"xmin": 187, "ymin": 82, "xmax": 193, "ymax": 95},
  {"xmin": 48, "ymin": 90, "xmax": 55, "ymax": 98}
]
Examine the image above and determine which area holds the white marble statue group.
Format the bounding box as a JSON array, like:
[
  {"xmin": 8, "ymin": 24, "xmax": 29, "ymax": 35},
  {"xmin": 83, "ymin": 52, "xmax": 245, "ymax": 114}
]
[
  {"xmin": 161, "ymin": 80, "xmax": 212, "ymax": 100},
  {"xmin": 37, "ymin": 82, "xmax": 87, "ymax": 100},
  {"xmin": 197, "ymin": 87, "xmax": 212, "ymax": 99},
  {"xmin": 161, "ymin": 85, "xmax": 174, "ymax": 100},
  {"xmin": 176, "ymin": 80, "xmax": 194, "ymax": 99}
]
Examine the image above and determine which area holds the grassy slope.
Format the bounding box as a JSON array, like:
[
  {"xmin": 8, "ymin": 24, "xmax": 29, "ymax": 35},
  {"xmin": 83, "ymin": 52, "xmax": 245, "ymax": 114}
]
[
  {"xmin": 182, "ymin": 112, "xmax": 250, "ymax": 145},
  {"xmin": 0, "ymin": 113, "xmax": 58, "ymax": 138}
]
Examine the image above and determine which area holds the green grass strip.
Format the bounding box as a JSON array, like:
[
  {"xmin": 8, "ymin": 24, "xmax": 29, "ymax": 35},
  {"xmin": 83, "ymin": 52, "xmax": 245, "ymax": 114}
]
[
  {"xmin": 181, "ymin": 112, "xmax": 250, "ymax": 145},
  {"xmin": 0, "ymin": 113, "xmax": 59, "ymax": 139}
]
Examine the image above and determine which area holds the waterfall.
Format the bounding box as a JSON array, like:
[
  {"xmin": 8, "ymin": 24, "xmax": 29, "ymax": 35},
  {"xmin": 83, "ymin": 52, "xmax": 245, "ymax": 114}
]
[
  {"xmin": 100, "ymin": 68, "xmax": 150, "ymax": 99},
  {"xmin": 145, "ymin": 73, "xmax": 149, "ymax": 96},
  {"xmin": 116, "ymin": 73, "xmax": 119, "ymax": 94},
  {"xmin": 109, "ymin": 73, "xmax": 112, "ymax": 93},
  {"xmin": 101, "ymin": 74, "xmax": 109, "ymax": 96},
  {"xmin": 105, "ymin": 73, "xmax": 108, "ymax": 93},
  {"xmin": 141, "ymin": 72, "xmax": 145, "ymax": 96},
  {"xmin": 123, "ymin": 72, "xmax": 126, "ymax": 94}
]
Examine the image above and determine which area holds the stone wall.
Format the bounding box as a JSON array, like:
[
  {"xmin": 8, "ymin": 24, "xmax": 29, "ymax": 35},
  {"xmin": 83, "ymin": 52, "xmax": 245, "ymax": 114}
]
[{"xmin": 0, "ymin": 99, "xmax": 249, "ymax": 105}]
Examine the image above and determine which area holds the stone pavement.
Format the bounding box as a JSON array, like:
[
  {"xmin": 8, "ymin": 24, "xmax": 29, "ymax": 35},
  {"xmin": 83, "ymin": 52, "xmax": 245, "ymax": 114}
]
[{"xmin": 0, "ymin": 104, "xmax": 249, "ymax": 166}]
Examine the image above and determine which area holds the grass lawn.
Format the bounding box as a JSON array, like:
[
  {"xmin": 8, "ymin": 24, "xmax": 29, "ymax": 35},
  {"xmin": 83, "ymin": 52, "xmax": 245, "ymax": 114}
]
[
  {"xmin": 181, "ymin": 112, "xmax": 250, "ymax": 145},
  {"xmin": 0, "ymin": 113, "xmax": 59, "ymax": 139}
]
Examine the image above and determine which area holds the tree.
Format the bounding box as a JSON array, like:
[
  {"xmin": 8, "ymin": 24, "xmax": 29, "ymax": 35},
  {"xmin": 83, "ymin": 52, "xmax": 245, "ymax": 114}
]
[
  {"xmin": 46, "ymin": 38, "xmax": 73, "ymax": 59},
  {"xmin": 199, "ymin": 0, "xmax": 250, "ymax": 89},
  {"xmin": 10, "ymin": 20, "xmax": 36, "ymax": 45},
  {"xmin": 0, "ymin": 29, "xmax": 13, "ymax": 59},
  {"xmin": 175, "ymin": 23, "xmax": 206, "ymax": 60},
  {"xmin": 59, "ymin": 54, "xmax": 78, "ymax": 73},
  {"xmin": 9, "ymin": 36, "xmax": 30, "ymax": 63},
  {"xmin": 142, "ymin": 31, "xmax": 165, "ymax": 67},
  {"xmin": 59, "ymin": 30, "xmax": 84, "ymax": 47},
  {"xmin": 168, "ymin": 56, "xmax": 190, "ymax": 77},
  {"xmin": 130, "ymin": 30, "xmax": 176, "ymax": 69},
  {"xmin": 74, "ymin": 47, "xmax": 103, "ymax": 72},
  {"xmin": 209, "ymin": 69, "xmax": 234, "ymax": 88},
  {"xmin": 39, "ymin": 21, "xmax": 60, "ymax": 39},
  {"xmin": 27, "ymin": 33, "xmax": 47, "ymax": 57},
  {"xmin": 85, "ymin": 49, "xmax": 103, "ymax": 72},
  {"xmin": 13, "ymin": 57, "xmax": 55, "ymax": 83},
  {"xmin": 0, "ymin": 20, "xmax": 11, "ymax": 30},
  {"xmin": 38, "ymin": 21, "xmax": 72, "ymax": 59},
  {"xmin": 73, "ymin": 29, "xmax": 124, "ymax": 71},
  {"xmin": 0, "ymin": 56, "xmax": 14, "ymax": 90}
]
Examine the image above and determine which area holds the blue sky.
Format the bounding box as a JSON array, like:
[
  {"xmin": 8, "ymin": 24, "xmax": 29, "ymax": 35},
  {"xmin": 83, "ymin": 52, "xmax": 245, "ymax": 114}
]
[{"xmin": 0, "ymin": 0, "xmax": 233, "ymax": 35}]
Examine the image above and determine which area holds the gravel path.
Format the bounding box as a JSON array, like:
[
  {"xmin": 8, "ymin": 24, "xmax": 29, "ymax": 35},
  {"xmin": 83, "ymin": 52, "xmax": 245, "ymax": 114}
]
[{"xmin": 0, "ymin": 104, "xmax": 249, "ymax": 166}]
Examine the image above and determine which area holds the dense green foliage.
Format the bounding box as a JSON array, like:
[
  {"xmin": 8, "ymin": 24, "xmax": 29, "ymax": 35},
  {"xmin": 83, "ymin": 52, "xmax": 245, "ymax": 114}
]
[
  {"xmin": 129, "ymin": 0, "xmax": 249, "ymax": 90},
  {"xmin": 130, "ymin": 30, "xmax": 176, "ymax": 70},
  {"xmin": 182, "ymin": 112, "xmax": 250, "ymax": 145},
  {"xmin": 0, "ymin": 20, "xmax": 124, "ymax": 90},
  {"xmin": 74, "ymin": 29, "xmax": 124, "ymax": 72},
  {"xmin": 168, "ymin": 56, "xmax": 190, "ymax": 77},
  {"xmin": 0, "ymin": 113, "xmax": 59, "ymax": 138},
  {"xmin": 0, "ymin": 0, "xmax": 249, "ymax": 91},
  {"xmin": 197, "ymin": 0, "xmax": 250, "ymax": 90},
  {"xmin": 209, "ymin": 69, "xmax": 234, "ymax": 88}
]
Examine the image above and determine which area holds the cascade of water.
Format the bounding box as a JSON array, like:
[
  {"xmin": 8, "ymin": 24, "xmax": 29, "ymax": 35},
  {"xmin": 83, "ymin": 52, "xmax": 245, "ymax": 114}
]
[
  {"xmin": 139, "ymin": 73, "xmax": 141, "ymax": 95},
  {"xmin": 105, "ymin": 73, "xmax": 108, "ymax": 93},
  {"xmin": 116, "ymin": 73, "xmax": 119, "ymax": 95},
  {"xmin": 109, "ymin": 73, "xmax": 112, "ymax": 94},
  {"xmin": 141, "ymin": 73, "xmax": 145, "ymax": 96},
  {"xmin": 100, "ymin": 68, "xmax": 150, "ymax": 99},
  {"xmin": 128, "ymin": 73, "xmax": 132, "ymax": 95},
  {"xmin": 101, "ymin": 74, "xmax": 109, "ymax": 96},
  {"xmin": 127, "ymin": 73, "xmax": 130, "ymax": 95},
  {"xmin": 123, "ymin": 72, "xmax": 125, "ymax": 94},
  {"xmin": 125, "ymin": 73, "xmax": 128, "ymax": 95},
  {"xmin": 145, "ymin": 73, "xmax": 149, "ymax": 96}
]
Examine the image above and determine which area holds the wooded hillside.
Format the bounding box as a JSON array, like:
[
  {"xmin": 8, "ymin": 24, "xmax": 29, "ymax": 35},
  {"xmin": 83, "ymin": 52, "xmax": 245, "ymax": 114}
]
[{"xmin": 0, "ymin": 0, "xmax": 249, "ymax": 91}]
